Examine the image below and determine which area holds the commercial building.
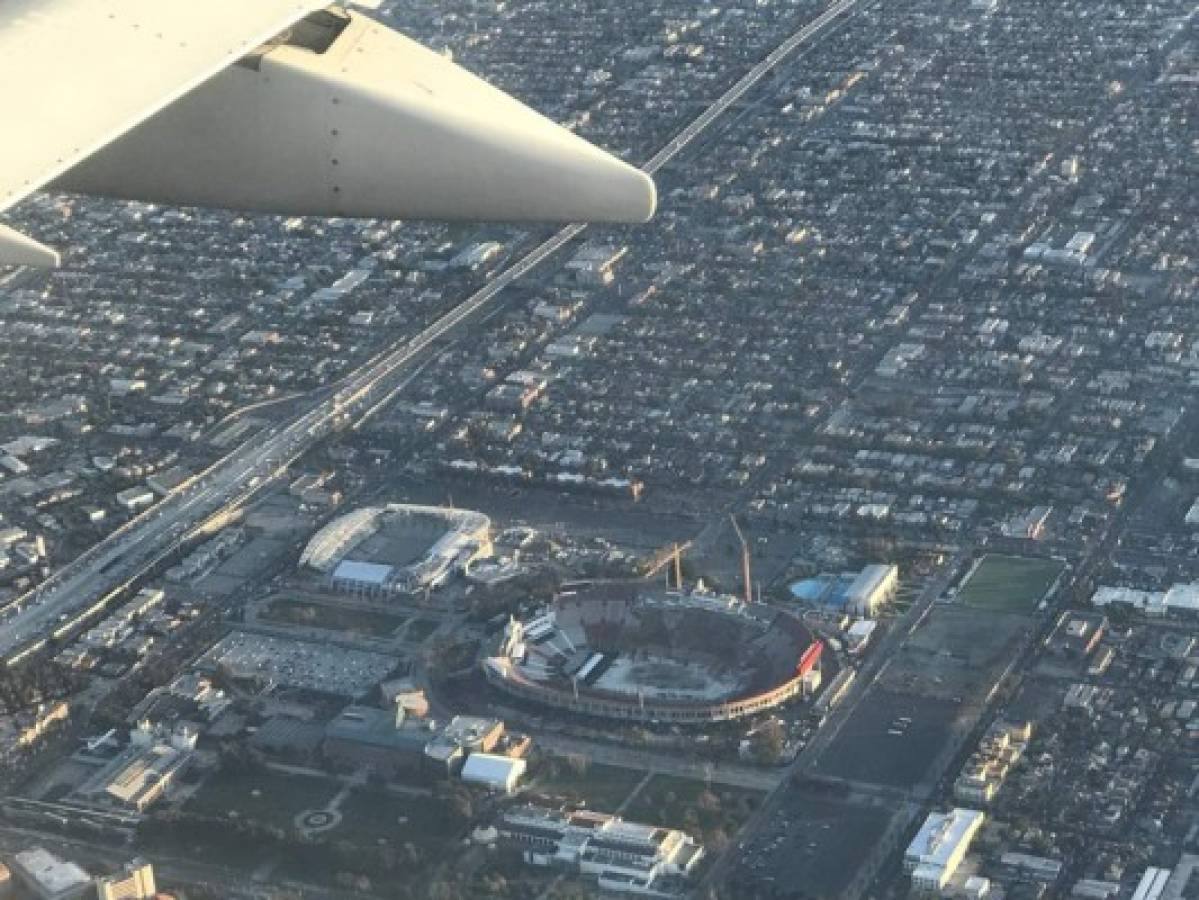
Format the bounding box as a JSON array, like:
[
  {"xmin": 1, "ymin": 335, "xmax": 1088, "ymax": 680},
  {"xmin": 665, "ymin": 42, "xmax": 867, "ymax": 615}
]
[
  {"xmin": 9, "ymin": 848, "xmax": 91, "ymax": 900},
  {"xmin": 1002, "ymin": 505, "xmax": 1053, "ymax": 539},
  {"xmin": 323, "ymin": 705, "xmax": 507, "ymax": 778},
  {"xmin": 460, "ymin": 752, "xmax": 527, "ymax": 794},
  {"xmin": 95, "ymin": 859, "xmax": 156, "ymax": 900},
  {"xmin": 1092, "ymin": 582, "xmax": 1199, "ymax": 617},
  {"xmin": 1046, "ymin": 611, "xmax": 1106, "ymax": 659},
  {"xmin": 846, "ymin": 619, "xmax": 877, "ymax": 654},
  {"xmin": 954, "ymin": 721, "xmax": 1033, "ymax": 805},
  {"xmin": 793, "ymin": 565, "xmax": 899, "ymax": 616},
  {"xmin": 323, "ymin": 704, "xmax": 440, "ymax": 777},
  {"xmin": 1072, "ymin": 880, "xmax": 1120, "ymax": 899},
  {"xmin": 77, "ymin": 723, "xmax": 196, "ymax": 813},
  {"xmin": 845, "ymin": 564, "xmax": 898, "ymax": 616},
  {"xmin": 115, "ymin": 487, "xmax": 155, "ymax": 512},
  {"xmin": 999, "ymin": 853, "xmax": 1063, "ymax": 883},
  {"xmin": 904, "ymin": 808, "xmax": 985, "ymax": 892},
  {"xmin": 498, "ymin": 804, "xmax": 703, "ymax": 896},
  {"xmin": 425, "ymin": 715, "xmax": 506, "ymax": 775}
]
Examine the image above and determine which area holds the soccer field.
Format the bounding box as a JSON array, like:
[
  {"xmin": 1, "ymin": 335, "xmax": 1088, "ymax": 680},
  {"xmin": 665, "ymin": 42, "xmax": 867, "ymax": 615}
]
[{"xmin": 957, "ymin": 554, "xmax": 1065, "ymax": 613}]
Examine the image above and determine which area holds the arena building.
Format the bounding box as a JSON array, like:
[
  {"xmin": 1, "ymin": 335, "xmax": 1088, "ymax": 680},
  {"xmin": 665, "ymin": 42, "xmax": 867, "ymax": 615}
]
[
  {"xmin": 483, "ymin": 584, "xmax": 822, "ymax": 724},
  {"xmin": 300, "ymin": 503, "xmax": 492, "ymax": 594}
]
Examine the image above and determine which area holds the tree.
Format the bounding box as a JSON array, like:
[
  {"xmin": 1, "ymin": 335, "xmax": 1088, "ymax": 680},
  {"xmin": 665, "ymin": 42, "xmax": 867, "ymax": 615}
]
[
  {"xmin": 435, "ymin": 782, "xmax": 474, "ymax": 823},
  {"xmin": 562, "ymin": 752, "xmax": 591, "ymax": 778},
  {"xmin": 704, "ymin": 827, "xmax": 731, "ymax": 855},
  {"xmin": 697, "ymin": 789, "xmax": 722, "ymax": 813},
  {"xmin": 750, "ymin": 719, "xmax": 786, "ymax": 765}
]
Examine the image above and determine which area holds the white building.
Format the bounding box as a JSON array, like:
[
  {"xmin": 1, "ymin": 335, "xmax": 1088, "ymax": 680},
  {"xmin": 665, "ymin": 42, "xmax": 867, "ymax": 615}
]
[
  {"xmin": 9, "ymin": 848, "xmax": 91, "ymax": 900},
  {"xmin": 1092, "ymin": 582, "xmax": 1199, "ymax": 617},
  {"xmin": 460, "ymin": 752, "xmax": 527, "ymax": 794},
  {"xmin": 904, "ymin": 808, "xmax": 985, "ymax": 892},
  {"xmin": 1130, "ymin": 867, "xmax": 1172, "ymax": 900},
  {"xmin": 846, "ymin": 619, "xmax": 877, "ymax": 653},
  {"xmin": 499, "ymin": 805, "xmax": 703, "ymax": 895},
  {"xmin": 115, "ymin": 487, "xmax": 155, "ymax": 512},
  {"xmin": 845, "ymin": 564, "xmax": 899, "ymax": 616}
]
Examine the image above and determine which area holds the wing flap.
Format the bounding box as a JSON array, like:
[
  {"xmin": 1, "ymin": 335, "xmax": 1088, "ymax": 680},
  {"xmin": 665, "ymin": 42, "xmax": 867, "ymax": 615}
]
[
  {"xmin": 0, "ymin": 0, "xmax": 324, "ymax": 214},
  {"xmin": 58, "ymin": 12, "xmax": 656, "ymax": 224},
  {"xmin": 0, "ymin": 224, "xmax": 60, "ymax": 268}
]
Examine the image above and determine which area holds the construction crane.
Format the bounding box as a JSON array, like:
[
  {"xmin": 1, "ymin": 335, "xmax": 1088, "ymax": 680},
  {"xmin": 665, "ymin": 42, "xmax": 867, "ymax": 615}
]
[
  {"xmin": 729, "ymin": 515, "xmax": 753, "ymax": 606},
  {"xmin": 641, "ymin": 539, "xmax": 693, "ymax": 584}
]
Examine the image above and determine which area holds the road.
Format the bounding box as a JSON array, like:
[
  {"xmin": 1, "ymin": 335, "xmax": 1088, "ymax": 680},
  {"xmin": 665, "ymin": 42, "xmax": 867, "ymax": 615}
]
[{"xmin": 533, "ymin": 733, "xmax": 784, "ymax": 792}]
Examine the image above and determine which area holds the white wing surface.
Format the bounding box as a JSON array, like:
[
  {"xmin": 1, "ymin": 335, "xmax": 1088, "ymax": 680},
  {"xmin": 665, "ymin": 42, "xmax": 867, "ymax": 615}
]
[
  {"xmin": 0, "ymin": 0, "xmax": 323, "ymax": 214},
  {"xmin": 0, "ymin": 1, "xmax": 655, "ymax": 266}
]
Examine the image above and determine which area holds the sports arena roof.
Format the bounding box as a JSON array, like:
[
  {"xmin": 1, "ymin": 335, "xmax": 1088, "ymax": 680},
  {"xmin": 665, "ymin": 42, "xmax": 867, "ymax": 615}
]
[{"xmin": 332, "ymin": 559, "xmax": 394, "ymax": 586}]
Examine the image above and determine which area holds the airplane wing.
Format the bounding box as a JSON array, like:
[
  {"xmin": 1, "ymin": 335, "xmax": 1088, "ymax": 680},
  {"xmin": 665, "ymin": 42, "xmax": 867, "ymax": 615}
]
[
  {"xmin": 0, "ymin": 1, "xmax": 655, "ymax": 267},
  {"xmin": 0, "ymin": 0, "xmax": 328, "ymax": 263}
]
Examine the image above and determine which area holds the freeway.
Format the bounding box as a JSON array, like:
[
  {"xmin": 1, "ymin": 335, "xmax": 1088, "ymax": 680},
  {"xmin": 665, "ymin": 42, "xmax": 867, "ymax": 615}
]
[
  {"xmin": 642, "ymin": 0, "xmax": 862, "ymax": 177},
  {"xmin": 0, "ymin": 0, "xmax": 863, "ymax": 665}
]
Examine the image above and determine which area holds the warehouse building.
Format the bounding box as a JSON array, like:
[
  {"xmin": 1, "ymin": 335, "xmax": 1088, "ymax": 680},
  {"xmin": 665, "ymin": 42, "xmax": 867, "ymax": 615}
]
[
  {"xmin": 845, "ymin": 564, "xmax": 899, "ymax": 616},
  {"xmin": 1092, "ymin": 582, "xmax": 1199, "ymax": 617},
  {"xmin": 9, "ymin": 848, "xmax": 91, "ymax": 900},
  {"xmin": 790, "ymin": 563, "xmax": 898, "ymax": 616}
]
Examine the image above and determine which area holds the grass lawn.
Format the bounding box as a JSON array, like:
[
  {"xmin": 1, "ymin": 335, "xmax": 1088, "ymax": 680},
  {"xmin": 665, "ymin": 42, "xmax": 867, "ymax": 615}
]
[
  {"xmin": 623, "ymin": 774, "xmax": 763, "ymax": 839},
  {"xmin": 333, "ymin": 787, "xmax": 462, "ymax": 849},
  {"xmin": 528, "ymin": 761, "xmax": 647, "ymax": 812},
  {"xmin": 261, "ymin": 598, "xmax": 407, "ymax": 638},
  {"xmin": 186, "ymin": 770, "xmax": 339, "ymax": 829},
  {"xmin": 957, "ymin": 554, "xmax": 1065, "ymax": 613}
]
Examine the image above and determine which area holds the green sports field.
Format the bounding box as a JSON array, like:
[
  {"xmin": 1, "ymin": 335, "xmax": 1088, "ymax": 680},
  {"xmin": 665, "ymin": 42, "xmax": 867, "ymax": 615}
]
[{"xmin": 957, "ymin": 554, "xmax": 1064, "ymax": 613}]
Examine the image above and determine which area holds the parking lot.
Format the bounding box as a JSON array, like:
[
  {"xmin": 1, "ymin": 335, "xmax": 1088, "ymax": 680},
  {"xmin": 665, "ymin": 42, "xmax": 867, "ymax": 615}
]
[
  {"xmin": 732, "ymin": 788, "xmax": 899, "ymax": 898},
  {"xmin": 199, "ymin": 631, "xmax": 400, "ymax": 696},
  {"xmin": 814, "ymin": 688, "xmax": 963, "ymax": 790}
]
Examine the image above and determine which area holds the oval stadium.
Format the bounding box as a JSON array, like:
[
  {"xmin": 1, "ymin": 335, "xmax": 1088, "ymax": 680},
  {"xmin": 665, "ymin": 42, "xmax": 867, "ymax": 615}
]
[
  {"xmin": 300, "ymin": 503, "xmax": 491, "ymax": 594},
  {"xmin": 483, "ymin": 585, "xmax": 822, "ymax": 724}
]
